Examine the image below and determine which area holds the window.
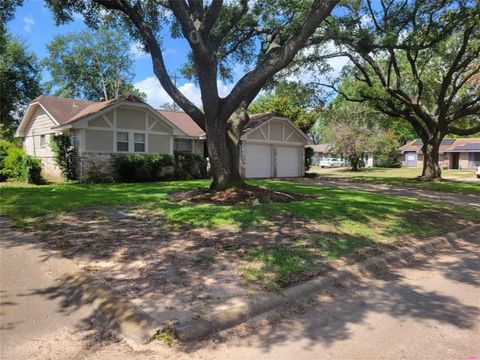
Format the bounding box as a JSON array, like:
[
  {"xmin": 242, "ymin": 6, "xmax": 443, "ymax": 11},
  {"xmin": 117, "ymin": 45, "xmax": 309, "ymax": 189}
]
[
  {"xmin": 40, "ymin": 134, "xmax": 46, "ymax": 147},
  {"xmin": 116, "ymin": 132, "xmax": 129, "ymax": 152},
  {"xmin": 174, "ymin": 139, "xmax": 191, "ymax": 153},
  {"xmin": 473, "ymin": 152, "xmax": 480, "ymax": 166},
  {"xmin": 134, "ymin": 133, "xmax": 145, "ymax": 153}
]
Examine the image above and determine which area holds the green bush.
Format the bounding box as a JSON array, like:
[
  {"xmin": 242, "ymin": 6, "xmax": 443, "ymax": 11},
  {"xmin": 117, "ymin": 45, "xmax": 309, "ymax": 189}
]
[
  {"xmin": 174, "ymin": 151, "xmax": 208, "ymax": 180},
  {"xmin": 111, "ymin": 153, "xmax": 174, "ymax": 182},
  {"xmin": 0, "ymin": 144, "xmax": 43, "ymax": 184},
  {"xmin": 0, "ymin": 140, "xmax": 15, "ymax": 181},
  {"xmin": 304, "ymin": 147, "xmax": 314, "ymax": 172}
]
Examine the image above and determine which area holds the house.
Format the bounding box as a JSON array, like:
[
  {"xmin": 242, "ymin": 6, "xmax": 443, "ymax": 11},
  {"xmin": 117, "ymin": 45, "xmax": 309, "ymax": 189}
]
[
  {"xmin": 15, "ymin": 96, "xmax": 309, "ymax": 180},
  {"xmin": 398, "ymin": 138, "xmax": 480, "ymax": 169},
  {"xmin": 307, "ymin": 144, "xmax": 337, "ymax": 165},
  {"xmin": 307, "ymin": 143, "xmax": 374, "ymax": 167}
]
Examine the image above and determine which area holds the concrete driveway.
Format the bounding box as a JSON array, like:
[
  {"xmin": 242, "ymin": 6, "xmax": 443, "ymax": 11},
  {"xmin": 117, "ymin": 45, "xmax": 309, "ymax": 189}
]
[{"xmin": 2, "ymin": 225, "xmax": 475, "ymax": 360}]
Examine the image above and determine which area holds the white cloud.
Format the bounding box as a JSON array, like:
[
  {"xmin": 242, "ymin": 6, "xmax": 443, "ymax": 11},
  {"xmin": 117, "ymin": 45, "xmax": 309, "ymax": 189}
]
[
  {"xmin": 135, "ymin": 76, "xmax": 234, "ymax": 109},
  {"xmin": 23, "ymin": 15, "xmax": 34, "ymax": 32},
  {"xmin": 130, "ymin": 42, "xmax": 149, "ymax": 60},
  {"xmin": 72, "ymin": 12, "xmax": 84, "ymax": 22}
]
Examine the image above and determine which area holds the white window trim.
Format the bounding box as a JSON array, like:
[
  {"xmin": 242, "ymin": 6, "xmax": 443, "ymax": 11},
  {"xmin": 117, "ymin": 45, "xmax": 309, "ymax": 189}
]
[{"xmin": 134, "ymin": 132, "xmax": 146, "ymax": 153}]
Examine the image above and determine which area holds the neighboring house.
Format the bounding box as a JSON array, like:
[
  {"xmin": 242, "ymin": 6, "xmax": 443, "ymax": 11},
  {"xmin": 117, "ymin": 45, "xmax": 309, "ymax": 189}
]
[
  {"xmin": 307, "ymin": 143, "xmax": 374, "ymax": 167},
  {"xmin": 307, "ymin": 144, "xmax": 337, "ymax": 165},
  {"xmin": 398, "ymin": 138, "xmax": 480, "ymax": 169},
  {"xmin": 15, "ymin": 96, "xmax": 309, "ymax": 180}
]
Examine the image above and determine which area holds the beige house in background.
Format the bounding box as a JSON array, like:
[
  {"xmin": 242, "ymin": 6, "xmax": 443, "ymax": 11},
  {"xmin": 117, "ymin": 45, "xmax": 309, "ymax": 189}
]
[
  {"xmin": 15, "ymin": 96, "xmax": 309, "ymax": 180},
  {"xmin": 398, "ymin": 138, "xmax": 480, "ymax": 169}
]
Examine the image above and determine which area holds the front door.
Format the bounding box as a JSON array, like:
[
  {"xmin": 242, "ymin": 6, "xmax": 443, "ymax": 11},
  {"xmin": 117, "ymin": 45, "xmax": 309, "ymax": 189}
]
[{"xmin": 450, "ymin": 152, "xmax": 459, "ymax": 169}]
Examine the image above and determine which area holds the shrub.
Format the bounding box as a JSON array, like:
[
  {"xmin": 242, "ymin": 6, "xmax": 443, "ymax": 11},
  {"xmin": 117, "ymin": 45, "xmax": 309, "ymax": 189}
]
[
  {"xmin": 174, "ymin": 151, "xmax": 208, "ymax": 180},
  {"xmin": 304, "ymin": 147, "xmax": 314, "ymax": 172},
  {"xmin": 1, "ymin": 145, "xmax": 43, "ymax": 184},
  {"xmin": 0, "ymin": 140, "xmax": 15, "ymax": 181},
  {"xmin": 50, "ymin": 134, "xmax": 76, "ymax": 180},
  {"xmin": 111, "ymin": 153, "xmax": 174, "ymax": 182}
]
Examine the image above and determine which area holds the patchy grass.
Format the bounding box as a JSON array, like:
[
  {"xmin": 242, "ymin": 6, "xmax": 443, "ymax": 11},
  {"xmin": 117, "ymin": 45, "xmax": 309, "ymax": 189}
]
[
  {"xmin": 308, "ymin": 166, "xmax": 480, "ymax": 195},
  {"xmin": 1, "ymin": 179, "xmax": 479, "ymax": 290}
]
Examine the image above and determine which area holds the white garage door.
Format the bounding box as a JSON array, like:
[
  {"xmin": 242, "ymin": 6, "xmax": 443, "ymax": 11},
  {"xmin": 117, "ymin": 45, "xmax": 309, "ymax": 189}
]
[
  {"xmin": 277, "ymin": 146, "xmax": 300, "ymax": 177},
  {"xmin": 245, "ymin": 143, "xmax": 272, "ymax": 178}
]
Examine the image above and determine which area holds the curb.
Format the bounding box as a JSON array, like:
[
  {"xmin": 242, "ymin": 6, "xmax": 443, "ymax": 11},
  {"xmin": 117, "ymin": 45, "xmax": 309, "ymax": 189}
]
[{"xmin": 176, "ymin": 224, "xmax": 480, "ymax": 341}]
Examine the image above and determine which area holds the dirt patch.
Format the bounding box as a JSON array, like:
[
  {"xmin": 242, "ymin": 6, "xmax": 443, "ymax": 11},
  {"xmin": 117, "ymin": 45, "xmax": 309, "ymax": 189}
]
[{"xmin": 169, "ymin": 185, "xmax": 312, "ymax": 205}]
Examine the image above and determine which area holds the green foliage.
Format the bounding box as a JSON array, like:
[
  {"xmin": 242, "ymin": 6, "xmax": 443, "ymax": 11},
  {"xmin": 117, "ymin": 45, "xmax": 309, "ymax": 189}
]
[
  {"xmin": 0, "ymin": 139, "xmax": 14, "ymax": 181},
  {"xmin": 0, "ymin": 144, "xmax": 43, "ymax": 184},
  {"xmin": 304, "ymin": 146, "xmax": 314, "ymax": 172},
  {"xmin": 0, "ymin": 33, "xmax": 42, "ymax": 138},
  {"xmin": 173, "ymin": 151, "xmax": 208, "ymax": 180},
  {"xmin": 42, "ymin": 26, "xmax": 145, "ymax": 101},
  {"xmin": 111, "ymin": 153, "xmax": 174, "ymax": 183},
  {"xmin": 249, "ymin": 82, "xmax": 320, "ymax": 133},
  {"xmin": 373, "ymin": 132, "xmax": 401, "ymax": 168},
  {"xmin": 50, "ymin": 134, "xmax": 76, "ymax": 180}
]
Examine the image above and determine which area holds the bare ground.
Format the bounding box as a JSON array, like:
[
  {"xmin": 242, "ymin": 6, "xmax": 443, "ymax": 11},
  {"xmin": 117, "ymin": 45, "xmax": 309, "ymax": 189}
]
[{"xmin": 26, "ymin": 204, "xmax": 473, "ymax": 328}]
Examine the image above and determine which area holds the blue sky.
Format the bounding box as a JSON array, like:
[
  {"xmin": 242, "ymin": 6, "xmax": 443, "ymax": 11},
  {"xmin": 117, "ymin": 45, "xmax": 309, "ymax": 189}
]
[{"xmin": 7, "ymin": 1, "xmax": 347, "ymax": 108}]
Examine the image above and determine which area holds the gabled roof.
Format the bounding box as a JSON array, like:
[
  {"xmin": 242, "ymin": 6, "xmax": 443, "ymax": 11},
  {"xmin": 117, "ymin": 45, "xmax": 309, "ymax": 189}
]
[
  {"xmin": 31, "ymin": 95, "xmax": 95, "ymax": 125},
  {"xmin": 399, "ymin": 138, "xmax": 480, "ymax": 153},
  {"xmin": 242, "ymin": 112, "xmax": 311, "ymax": 144},
  {"xmin": 307, "ymin": 144, "xmax": 333, "ymax": 153},
  {"xmin": 158, "ymin": 110, "xmax": 206, "ymax": 138}
]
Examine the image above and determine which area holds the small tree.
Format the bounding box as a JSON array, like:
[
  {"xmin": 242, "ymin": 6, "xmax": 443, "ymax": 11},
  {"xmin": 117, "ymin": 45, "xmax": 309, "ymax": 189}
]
[{"xmin": 322, "ymin": 102, "xmax": 386, "ymax": 171}]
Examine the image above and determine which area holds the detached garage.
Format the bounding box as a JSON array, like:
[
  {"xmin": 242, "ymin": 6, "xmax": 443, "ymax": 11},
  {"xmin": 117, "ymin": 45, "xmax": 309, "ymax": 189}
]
[{"xmin": 240, "ymin": 113, "xmax": 310, "ymax": 178}]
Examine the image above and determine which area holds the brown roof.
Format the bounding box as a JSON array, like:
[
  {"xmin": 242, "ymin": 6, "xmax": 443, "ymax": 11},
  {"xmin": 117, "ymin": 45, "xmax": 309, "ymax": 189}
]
[
  {"xmin": 158, "ymin": 110, "xmax": 205, "ymax": 137},
  {"xmin": 33, "ymin": 95, "xmax": 94, "ymax": 124},
  {"xmin": 307, "ymin": 144, "xmax": 332, "ymax": 153},
  {"xmin": 399, "ymin": 138, "xmax": 480, "ymax": 153},
  {"xmin": 243, "ymin": 112, "xmax": 286, "ymax": 133}
]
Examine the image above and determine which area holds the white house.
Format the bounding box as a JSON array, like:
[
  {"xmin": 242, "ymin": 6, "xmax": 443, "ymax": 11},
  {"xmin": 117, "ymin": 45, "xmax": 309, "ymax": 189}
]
[{"xmin": 16, "ymin": 96, "xmax": 310, "ymax": 180}]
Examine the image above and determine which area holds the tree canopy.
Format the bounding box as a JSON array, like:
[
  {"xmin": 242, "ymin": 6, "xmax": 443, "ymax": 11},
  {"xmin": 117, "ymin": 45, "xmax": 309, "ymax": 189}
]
[
  {"xmin": 0, "ymin": 34, "xmax": 41, "ymax": 138},
  {"xmin": 45, "ymin": 0, "xmax": 339, "ymax": 189},
  {"xmin": 249, "ymin": 81, "xmax": 321, "ymax": 133},
  {"xmin": 43, "ymin": 26, "xmax": 145, "ymax": 101},
  {"xmin": 292, "ymin": 0, "xmax": 480, "ymax": 179}
]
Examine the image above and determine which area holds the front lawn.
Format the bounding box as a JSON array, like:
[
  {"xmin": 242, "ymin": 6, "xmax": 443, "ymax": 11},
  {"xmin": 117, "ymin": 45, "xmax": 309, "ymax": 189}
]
[
  {"xmin": 1, "ymin": 180, "xmax": 478, "ymax": 293},
  {"xmin": 309, "ymin": 166, "xmax": 480, "ymax": 195}
]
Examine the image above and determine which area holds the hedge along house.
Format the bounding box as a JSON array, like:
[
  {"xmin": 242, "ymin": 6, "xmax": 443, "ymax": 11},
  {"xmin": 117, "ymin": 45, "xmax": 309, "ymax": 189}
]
[
  {"xmin": 398, "ymin": 138, "xmax": 480, "ymax": 170},
  {"xmin": 15, "ymin": 95, "xmax": 206, "ymax": 180},
  {"xmin": 16, "ymin": 96, "xmax": 310, "ymax": 180}
]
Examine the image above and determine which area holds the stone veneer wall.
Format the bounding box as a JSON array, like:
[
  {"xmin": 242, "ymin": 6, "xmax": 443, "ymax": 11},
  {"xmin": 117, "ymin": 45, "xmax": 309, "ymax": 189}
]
[{"xmin": 76, "ymin": 152, "xmax": 114, "ymax": 181}]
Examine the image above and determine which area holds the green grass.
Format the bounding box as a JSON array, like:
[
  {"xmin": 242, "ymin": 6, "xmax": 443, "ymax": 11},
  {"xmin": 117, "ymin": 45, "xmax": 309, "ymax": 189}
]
[
  {"xmin": 1, "ymin": 179, "xmax": 479, "ymax": 289},
  {"xmin": 309, "ymin": 166, "xmax": 480, "ymax": 195}
]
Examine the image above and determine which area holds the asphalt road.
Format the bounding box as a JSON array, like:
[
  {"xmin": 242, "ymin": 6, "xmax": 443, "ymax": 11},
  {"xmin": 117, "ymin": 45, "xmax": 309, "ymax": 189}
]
[{"xmin": 1, "ymin": 220, "xmax": 479, "ymax": 360}]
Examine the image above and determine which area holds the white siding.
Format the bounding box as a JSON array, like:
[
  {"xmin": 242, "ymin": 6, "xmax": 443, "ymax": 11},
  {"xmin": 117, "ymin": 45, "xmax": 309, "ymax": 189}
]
[{"xmin": 22, "ymin": 107, "xmax": 63, "ymax": 179}]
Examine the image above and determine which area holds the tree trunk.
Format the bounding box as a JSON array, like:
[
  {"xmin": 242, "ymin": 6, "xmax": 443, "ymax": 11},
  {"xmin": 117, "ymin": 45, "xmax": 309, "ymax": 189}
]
[
  {"xmin": 206, "ymin": 112, "xmax": 246, "ymax": 190},
  {"xmin": 420, "ymin": 136, "xmax": 443, "ymax": 179},
  {"xmin": 350, "ymin": 157, "xmax": 359, "ymax": 171}
]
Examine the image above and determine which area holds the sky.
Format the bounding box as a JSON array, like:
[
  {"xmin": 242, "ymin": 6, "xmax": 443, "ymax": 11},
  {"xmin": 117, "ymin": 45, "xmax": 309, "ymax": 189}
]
[{"xmin": 7, "ymin": 0, "xmax": 348, "ymax": 108}]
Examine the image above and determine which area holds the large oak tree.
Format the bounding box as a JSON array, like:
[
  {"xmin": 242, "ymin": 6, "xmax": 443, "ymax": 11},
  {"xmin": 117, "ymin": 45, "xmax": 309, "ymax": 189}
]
[
  {"xmin": 45, "ymin": 0, "xmax": 338, "ymax": 189},
  {"xmin": 302, "ymin": 0, "xmax": 480, "ymax": 179}
]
